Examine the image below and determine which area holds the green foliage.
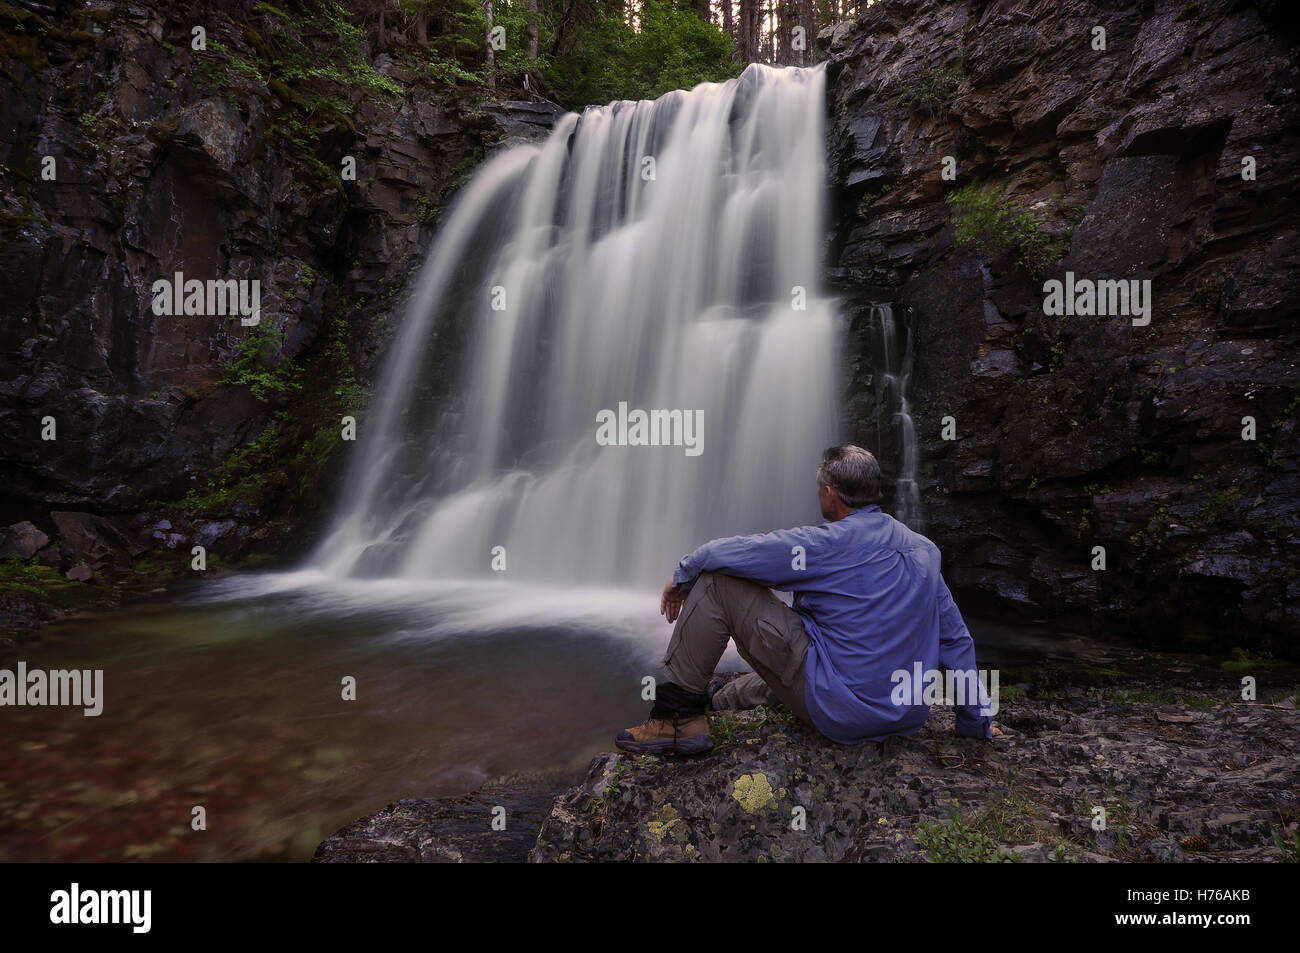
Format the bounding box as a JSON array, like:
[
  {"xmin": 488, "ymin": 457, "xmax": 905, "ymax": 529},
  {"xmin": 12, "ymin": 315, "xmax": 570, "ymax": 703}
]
[
  {"xmin": 997, "ymin": 683, "xmax": 1025, "ymax": 704},
  {"xmin": 218, "ymin": 323, "xmax": 302, "ymax": 403},
  {"xmin": 709, "ymin": 710, "xmax": 739, "ymax": 746},
  {"xmin": 588, "ymin": 757, "xmax": 630, "ymax": 815},
  {"xmin": 541, "ymin": 0, "xmax": 741, "ymax": 107},
  {"xmin": 916, "ymin": 811, "xmax": 1020, "ymax": 863},
  {"xmin": 417, "ymin": 52, "xmax": 484, "ymax": 88},
  {"xmin": 892, "ymin": 64, "xmax": 962, "ymax": 113},
  {"xmin": 1273, "ymin": 824, "xmax": 1300, "ymax": 861},
  {"xmin": 1254, "ymin": 387, "xmax": 1300, "ymax": 470},
  {"xmin": 947, "ymin": 183, "xmax": 1066, "ymax": 274},
  {"xmin": 181, "ymin": 0, "xmax": 756, "ymax": 113},
  {"xmin": 189, "ymin": 0, "xmax": 403, "ymax": 170},
  {"xmin": 182, "ymin": 304, "xmax": 369, "ymax": 520},
  {"xmin": 178, "ymin": 418, "xmax": 283, "ymax": 515},
  {"xmin": 1195, "ymin": 487, "xmax": 1243, "ymax": 525}
]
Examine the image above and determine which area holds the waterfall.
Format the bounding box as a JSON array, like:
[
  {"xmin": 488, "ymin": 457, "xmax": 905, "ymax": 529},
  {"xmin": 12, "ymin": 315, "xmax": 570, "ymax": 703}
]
[
  {"xmin": 313, "ymin": 65, "xmax": 840, "ymax": 588},
  {"xmin": 869, "ymin": 303, "xmax": 923, "ymax": 532}
]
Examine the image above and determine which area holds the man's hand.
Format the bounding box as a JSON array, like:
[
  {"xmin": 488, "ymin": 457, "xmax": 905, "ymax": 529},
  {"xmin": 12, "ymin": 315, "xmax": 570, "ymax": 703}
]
[
  {"xmin": 990, "ymin": 724, "xmax": 1003, "ymax": 737},
  {"xmin": 661, "ymin": 579, "xmax": 686, "ymax": 623}
]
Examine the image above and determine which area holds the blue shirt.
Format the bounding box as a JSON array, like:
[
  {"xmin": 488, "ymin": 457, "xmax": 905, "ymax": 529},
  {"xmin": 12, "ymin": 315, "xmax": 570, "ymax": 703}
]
[{"xmin": 672, "ymin": 505, "xmax": 993, "ymax": 744}]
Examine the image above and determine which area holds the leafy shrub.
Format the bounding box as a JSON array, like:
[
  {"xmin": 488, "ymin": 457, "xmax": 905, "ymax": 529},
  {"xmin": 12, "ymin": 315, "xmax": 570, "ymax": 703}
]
[
  {"xmin": 947, "ymin": 183, "xmax": 1067, "ymax": 274},
  {"xmin": 916, "ymin": 812, "xmax": 1020, "ymax": 862}
]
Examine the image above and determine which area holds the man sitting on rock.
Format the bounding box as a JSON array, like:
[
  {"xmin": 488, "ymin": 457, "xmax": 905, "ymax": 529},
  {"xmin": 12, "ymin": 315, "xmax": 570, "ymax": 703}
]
[{"xmin": 616, "ymin": 444, "xmax": 1000, "ymax": 756}]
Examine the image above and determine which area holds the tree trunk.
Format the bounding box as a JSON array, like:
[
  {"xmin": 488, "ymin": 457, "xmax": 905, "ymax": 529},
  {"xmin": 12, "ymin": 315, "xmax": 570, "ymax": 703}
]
[
  {"xmin": 723, "ymin": 0, "xmax": 734, "ymax": 55},
  {"xmin": 551, "ymin": 0, "xmax": 575, "ymax": 57},
  {"xmin": 528, "ymin": 0, "xmax": 539, "ymax": 60},
  {"xmin": 739, "ymin": 0, "xmax": 757, "ymax": 63},
  {"xmin": 759, "ymin": 0, "xmax": 769, "ymax": 63},
  {"xmin": 484, "ymin": 0, "xmax": 495, "ymax": 93},
  {"xmin": 799, "ymin": 0, "xmax": 812, "ymax": 64}
]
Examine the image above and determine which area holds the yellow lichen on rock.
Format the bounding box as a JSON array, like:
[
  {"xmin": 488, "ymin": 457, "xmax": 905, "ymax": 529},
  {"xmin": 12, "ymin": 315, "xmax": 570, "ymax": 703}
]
[
  {"xmin": 647, "ymin": 803, "xmax": 687, "ymax": 843},
  {"xmin": 732, "ymin": 773, "xmax": 778, "ymax": 813}
]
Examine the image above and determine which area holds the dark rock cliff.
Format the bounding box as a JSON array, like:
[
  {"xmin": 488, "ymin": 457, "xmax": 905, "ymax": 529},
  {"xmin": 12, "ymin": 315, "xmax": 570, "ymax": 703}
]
[
  {"xmin": 0, "ymin": 0, "xmax": 560, "ymax": 624},
  {"xmin": 823, "ymin": 0, "xmax": 1299, "ymax": 652}
]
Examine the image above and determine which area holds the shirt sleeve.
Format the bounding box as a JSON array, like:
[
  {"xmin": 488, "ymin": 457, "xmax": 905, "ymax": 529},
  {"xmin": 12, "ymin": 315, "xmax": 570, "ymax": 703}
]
[
  {"xmin": 672, "ymin": 523, "xmax": 827, "ymax": 592},
  {"xmin": 936, "ymin": 574, "xmax": 993, "ymax": 740}
]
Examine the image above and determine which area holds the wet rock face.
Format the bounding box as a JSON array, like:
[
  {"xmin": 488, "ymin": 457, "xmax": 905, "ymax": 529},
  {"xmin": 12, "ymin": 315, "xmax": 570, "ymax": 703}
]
[
  {"xmin": 823, "ymin": 0, "xmax": 1300, "ymax": 650},
  {"xmin": 312, "ymin": 772, "xmax": 574, "ymax": 863},
  {"xmin": 0, "ymin": 1, "xmax": 558, "ymax": 514}
]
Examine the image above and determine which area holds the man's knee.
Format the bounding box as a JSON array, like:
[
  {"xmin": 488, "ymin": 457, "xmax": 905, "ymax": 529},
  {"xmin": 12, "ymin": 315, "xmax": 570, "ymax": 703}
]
[{"xmin": 698, "ymin": 571, "xmax": 766, "ymax": 597}]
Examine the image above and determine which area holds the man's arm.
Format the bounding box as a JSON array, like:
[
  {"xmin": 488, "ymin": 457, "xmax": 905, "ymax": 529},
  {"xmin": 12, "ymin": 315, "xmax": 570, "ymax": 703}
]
[
  {"xmin": 671, "ymin": 523, "xmax": 829, "ymax": 593},
  {"xmin": 936, "ymin": 574, "xmax": 995, "ymax": 740}
]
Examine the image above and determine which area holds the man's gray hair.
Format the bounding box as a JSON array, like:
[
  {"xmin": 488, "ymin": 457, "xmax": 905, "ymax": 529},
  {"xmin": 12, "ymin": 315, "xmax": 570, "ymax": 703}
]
[{"xmin": 817, "ymin": 445, "xmax": 882, "ymax": 508}]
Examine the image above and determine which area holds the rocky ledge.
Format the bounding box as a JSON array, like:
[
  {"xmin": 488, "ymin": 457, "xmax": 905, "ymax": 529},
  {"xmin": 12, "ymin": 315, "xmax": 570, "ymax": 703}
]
[{"xmin": 314, "ymin": 679, "xmax": 1300, "ymax": 863}]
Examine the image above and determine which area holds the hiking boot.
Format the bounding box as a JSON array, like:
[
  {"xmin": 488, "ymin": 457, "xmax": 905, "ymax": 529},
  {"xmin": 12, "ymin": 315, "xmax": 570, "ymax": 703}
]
[{"xmin": 616, "ymin": 713, "xmax": 713, "ymax": 756}]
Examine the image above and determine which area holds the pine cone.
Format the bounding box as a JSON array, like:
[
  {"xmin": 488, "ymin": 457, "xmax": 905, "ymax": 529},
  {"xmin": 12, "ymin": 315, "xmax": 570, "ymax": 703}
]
[{"xmin": 1180, "ymin": 834, "xmax": 1210, "ymax": 851}]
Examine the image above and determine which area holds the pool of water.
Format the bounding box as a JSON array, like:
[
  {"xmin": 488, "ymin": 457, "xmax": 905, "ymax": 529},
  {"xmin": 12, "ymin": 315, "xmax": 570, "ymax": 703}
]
[
  {"xmin": 2, "ymin": 571, "xmax": 1271, "ymax": 862},
  {"xmin": 2, "ymin": 573, "xmax": 703, "ymax": 862}
]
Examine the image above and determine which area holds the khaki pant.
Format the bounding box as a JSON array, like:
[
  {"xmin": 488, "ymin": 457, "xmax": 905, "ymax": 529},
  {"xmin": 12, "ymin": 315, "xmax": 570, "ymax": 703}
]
[{"xmin": 661, "ymin": 571, "xmax": 815, "ymax": 728}]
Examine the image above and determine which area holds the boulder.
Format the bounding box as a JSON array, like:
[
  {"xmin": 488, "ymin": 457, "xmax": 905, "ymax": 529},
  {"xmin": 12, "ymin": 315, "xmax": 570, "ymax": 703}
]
[{"xmin": 0, "ymin": 521, "xmax": 49, "ymax": 560}]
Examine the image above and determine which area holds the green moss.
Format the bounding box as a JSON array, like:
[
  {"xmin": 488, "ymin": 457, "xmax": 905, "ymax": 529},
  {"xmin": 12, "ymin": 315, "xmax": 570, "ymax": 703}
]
[
  {"xmin": 1220, "ymin": 647, "xmax": 1278, "ymax": 674},
  {"xmin": 1174, "ymin": 3, "xmax": 1200, "ymax": 22},
  {"xmin": 252, "ymin": 2, "xmax": 292, "ymax": 21},
  {"xmin": 244, "ymin": 27, "xmax": 274, "ymax": 61},
  {"xmin": 0, "ymin": 556, "xmax": 63, "ymax": 597}
]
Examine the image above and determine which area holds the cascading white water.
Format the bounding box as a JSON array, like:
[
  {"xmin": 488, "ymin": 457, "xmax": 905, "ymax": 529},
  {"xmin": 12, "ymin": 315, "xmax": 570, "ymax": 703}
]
[
  {"xmin": 313, "ymin": 65, "xmax": 841, "ymax": 588},
  {"xmin": 869, "ymin": 303, "xmax": 923, "ymax": 532}
]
